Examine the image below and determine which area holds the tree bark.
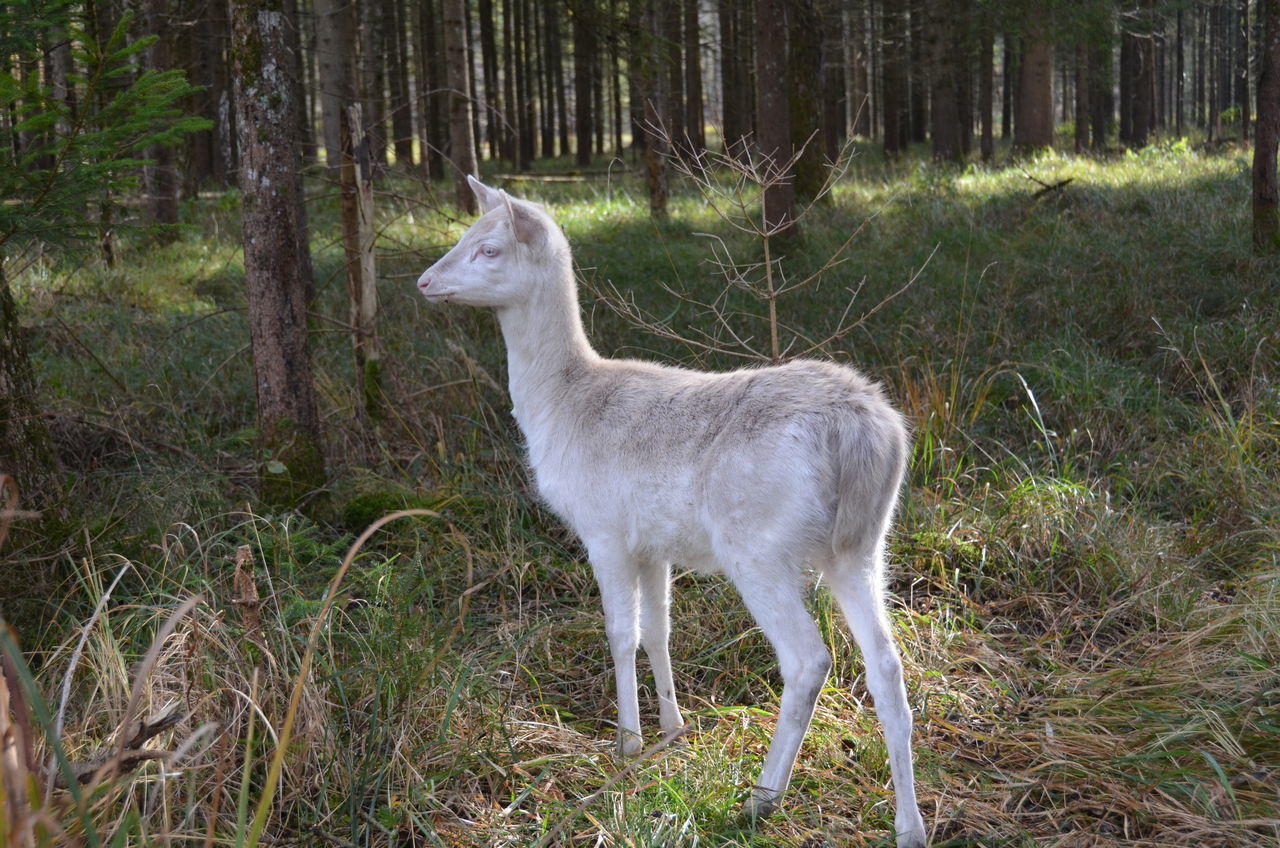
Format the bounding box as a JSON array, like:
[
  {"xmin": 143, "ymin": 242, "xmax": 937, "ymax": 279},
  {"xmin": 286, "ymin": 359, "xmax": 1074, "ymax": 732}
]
[
  {"xmin": 1239, "ymin": 0, "xmax": 1251, "ymax": 141},
  {"xmin": 1255, "ymin": 0, "xmax": 1280, "ymax": 252},
  {"xmin": 979, "ymin": 20, "xmax": 994, "ymax": 160},
  {"xmin": 143, "ymin": 0, "xmax": 179, "ymax": 235},
  {"xmin": 756, "ymin": 0, "xmax": 795, "ymax": 235},
  {"xmin": 230, "ymin": 0, "xmax": 326, "ymax": 511},
  {"xmin": 573, "ymin": 1, "xmax": 595, "ymax": 166},
  {"xmin": 387, "ymin": 0, "xmax": 415, "ymax": 166},
  {"xmin": 882, "ymin": 0, "xmax": 908, "ymax": 157},
  {"xmin": 1074, "ymin": 43, "xmax": 1089, "ymax": 154},
  {"xmin": 1014, "ymin": 20, "xmax": 1055, "ymax": 151},
  {"xmin": 719, "ymin": 0, "xmax": 743, "ymax": 150},
  {"xmin": 314, "ymin": 0, "xmax": 356, "ymax": 173},
  {"xmin": 790, "ymin": 0, "xmax": 825, "ymax": 197},
  {"xmin": 478, "ymin": 0, "xmax": 501, "ymax": 160},
  {"xmin": 443, "ymin": 0, "xmax": 479, "ymax": 210},
  {"xmin": 340, "ymin": 106, "xmax": 381, "ymax": 418},
  {"xmin": 929, "ymin": 0, "xmax": 962, "ymax": 162},
  {"xmin": 683, "ymin": 0, "xmax": 705, "ymax": 153},
  {"xmin": 637, "ymin": 0, "xmax": 669, "ymax": 216}
]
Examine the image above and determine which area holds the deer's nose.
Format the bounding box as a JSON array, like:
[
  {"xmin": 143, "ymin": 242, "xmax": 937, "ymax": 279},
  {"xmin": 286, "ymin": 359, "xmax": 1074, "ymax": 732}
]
[{"xmin": 417, "ymin": 272, "xmax": 433, "ymax": 292}]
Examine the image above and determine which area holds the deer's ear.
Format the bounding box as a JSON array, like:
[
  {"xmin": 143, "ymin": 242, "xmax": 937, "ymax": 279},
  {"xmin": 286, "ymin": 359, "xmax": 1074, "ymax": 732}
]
[
  {"xmin": 467, "ymin": 175, "xmax": 504, "ymax": 213},
  {"xmin": 506, "ymin": 197, "xmax": 547, "ymax": 248}
]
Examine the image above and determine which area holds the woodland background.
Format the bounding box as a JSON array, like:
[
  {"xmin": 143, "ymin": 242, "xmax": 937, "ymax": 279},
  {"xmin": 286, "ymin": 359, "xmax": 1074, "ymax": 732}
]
[{"xmin": 1, "ymin": 0, "xmax": 1278, "ymax": 846}]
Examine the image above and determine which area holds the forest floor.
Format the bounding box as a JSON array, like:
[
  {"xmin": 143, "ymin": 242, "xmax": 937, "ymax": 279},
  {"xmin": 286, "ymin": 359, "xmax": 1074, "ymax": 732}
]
[{"xmin": 3, "ymin": 142, "xmax": 1278, "ymax": 847}]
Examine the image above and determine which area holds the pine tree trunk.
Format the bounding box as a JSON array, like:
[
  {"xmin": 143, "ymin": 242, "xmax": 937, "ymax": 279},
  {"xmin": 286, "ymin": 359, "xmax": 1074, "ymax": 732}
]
[
  {"xmin": 519, "ymin": 0, "xmax": 537, "ymax": 164},
  {"xmin": 790, "ymin": 0, "xmax": 825, "ymax": 197},
  {"xmin": 929, "ymin": 0, "xmax": 962, "ymax": 162},
  {"xmin": 1075, "ymin": 43, "xmax": 1089, "ymax": 153},
  {"xmin": 359, "ymin": 0, "xmax": 387, "ymax": 167},
  {"xmin": 908, "ymin": 0, "xmax": 927, "ymax": 144},
  {"xmin": 1132, "ymin": 32, "xmax": 1154, "ymax": 148},
  {"xmin": 1255, "ymin": 0, "xmax": 1280, "ymax": 252},
  {"xmin": 638, "ymin": 0, "xmax": 669, "ymax": 216},
  {"xmin": 882, "ymin": 0, "xmax": 907, "ymax": 157},
  {"xmin": 821, "ymin": 3, "xmax": 845, "ymax": 160},
  {"xmin": 847, "ymin": 1, "xmax": 870, "ymax": 138},
  {"xmin": 478, "ymin": 0, "xmax": 501, "ymax": 160},
  {"xmin": 573, "ymin": 2, "xmax": 594, "ymax": 166},
  {"xmin": 142, "ymin": 0, "xmax": 179, "ymax": 235},
  {"xmin": 538, "ymin": 2, "xmax": 555, "ymax": 156},
  {"xmin": 500, "ymin": 0, "xmax": 518, "ymax": 164},
  {"xmin": 979, "ymin": 21, "xmax": 994, "ymax": 160},
  {"xmin": 315, "ymin": 0, "xmax": 356, "ymax": 172},
  {"xmin": 756, "ymin": 0, "xmax": 795, "ymax": 235},
  {"xmin": 229, "ymin": 0, "xmax": 327, "ymax": 511},
  {"xmin": 719, "ymin": 0, "xmax": 742, "ymax": 150},
  {"xmin": 684, "ymin": 0, "xmax": 704, "ymax": 153},
  {"xmin": 1014, "ymin": 21, "xmax": 1055, "ymax": 150},
  {"xmin": 1239, "ymin": 0, "xmax": 1251, "ymax": 141},
  {"xmin": 444, "ymin": 0, "xmax": 479, "ymax": 208},
  {"xmin": 388, "ymin": 0, "xmax": 415, "ymax": 166},
  {"xmin": 340, "ymin": 106, "xmax": 381, "ymax": 418}
]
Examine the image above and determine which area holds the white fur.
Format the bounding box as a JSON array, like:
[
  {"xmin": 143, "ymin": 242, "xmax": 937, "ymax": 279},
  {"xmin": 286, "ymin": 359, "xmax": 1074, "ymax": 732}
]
[{"xmin": 417, "ymin": 176, "xmax": 927, "ymax": 848}]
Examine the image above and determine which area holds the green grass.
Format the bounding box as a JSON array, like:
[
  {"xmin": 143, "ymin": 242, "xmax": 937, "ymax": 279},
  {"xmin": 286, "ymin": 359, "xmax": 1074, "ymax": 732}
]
[{"xmin": 2, "ymin": 142, "xmax": 1278, "ymax": 846}]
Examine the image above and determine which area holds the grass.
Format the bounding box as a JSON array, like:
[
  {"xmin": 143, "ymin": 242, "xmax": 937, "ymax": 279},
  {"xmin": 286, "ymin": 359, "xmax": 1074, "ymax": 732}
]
[{"xmin": 2, "ymin": 140, "xmax": 1278, "ymax": 846}]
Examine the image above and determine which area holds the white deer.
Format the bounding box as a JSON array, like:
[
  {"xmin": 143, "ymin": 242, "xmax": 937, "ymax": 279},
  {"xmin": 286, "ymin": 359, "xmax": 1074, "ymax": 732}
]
[{"xmin": 417, "ymin": 177, "xmax": 927, "ymax": 848}]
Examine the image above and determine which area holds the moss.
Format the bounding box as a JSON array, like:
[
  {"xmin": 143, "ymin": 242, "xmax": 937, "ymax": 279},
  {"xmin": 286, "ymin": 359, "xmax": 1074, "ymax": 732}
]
[
  {"xmin": 340, "ymin": 489, "xmax": 444, "ymax": 534},
  {"xmin": 258, "ymin": 418, "xmax": 328, "ymax": 517}
]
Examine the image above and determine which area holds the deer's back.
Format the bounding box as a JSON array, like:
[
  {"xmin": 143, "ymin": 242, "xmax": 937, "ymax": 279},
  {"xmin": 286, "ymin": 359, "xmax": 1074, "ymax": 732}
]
[{"xmin": 521, "ymin": 357, "xmax": 902, "ymax": 568}]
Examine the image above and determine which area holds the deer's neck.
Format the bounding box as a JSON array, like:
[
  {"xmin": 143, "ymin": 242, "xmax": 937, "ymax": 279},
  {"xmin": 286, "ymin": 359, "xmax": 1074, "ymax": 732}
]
[{"xmin": 496, "ymin": 263, "xmax": 598, "ymax": 430}]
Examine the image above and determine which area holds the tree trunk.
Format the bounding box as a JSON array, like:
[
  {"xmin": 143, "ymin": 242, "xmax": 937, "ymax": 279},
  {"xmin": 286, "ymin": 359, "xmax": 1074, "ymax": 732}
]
[
  {"xmin": 314, "ymin": 0, "xmax": 356, "ymax": 173},
  {"xmin": 1255, "ymin": 0, "xmax": 1280, "ymax": 252},
  {"xmin": 573, "ymin": 2, "xmax": 595, "ymax": 165},
  {"xmin": 1014, "ymin": 21, "xmax": 1054, "ymax": 150},
  {"xmin": 1239, "ymin": 0, "xmax": 1252, "ymax": 141},
  {"xmin": 229, "ymin": 0, "xmax": 327, "ymax": 511},
  {"xmin": 637, "ymin": 0, "xmax": 669, "ymax": 216},
  {"xmin": 444, "ymin": 0, "xmax": 479, "ymax": 209},
  {"xmin": 847, "ymin": 1, "xmax": 870, "ymax": 138},
  {"xmin": 664, "ymin": 0, "xmax": 685, "ymax": 146},
  {"xmin": 756, "ymin": 0, "xmax": 795, "ymax": 235},
  {"xmin": 1087, "ymin": 4, "xmax": 1112, "ymax": 150},
  {"xmin": 882, "ymin": 0, "xmax": 908, "ymax": 157},
  {"xmin": 1132, "ymin": 31, "xmax": 1154, "ymax": 148},
  {"xmin": 340, "ymin": 106, "xmax": 381, "ymax": 418},
  {"xmin": 929, "ymin": 0, "xmax": 962, "ymax": 162},
  {"xmin": 358, "ymin": 0, "xmax": 387, "ymax": 168},
  {"xmin": 501, "ymin": 0, "xmax": 518, "ymax": 164},
  {"xmin": 684, "ymin": 0, "xmax": 705, "ymax": 153},
  {"xmin": 1074, "ymin": 43, "xmax": 1089, "ymax": 153},
  {"xmin": 820, "ymin": 3, "xmax": 845, "ymax": 160},
  {"xmin": 387, "ymin": 0, "xmax": 415, "ymax": 166},
  {"xmin": 479, "ymin": 0, "xmax": 501, "ymax": 160},
  {"xmin": 143, "ymin": 0, "xmax": 179, "ymax": 235},
  {"xmin": 719, "ymin": 0, "xmax": 743, "ymax": 150},
  {"xmin": 979, "ymin": 21, "xmax": 994, "ymax": 160},
  {"xmin": 790, "ymin": 0, "xmax": 825, "ymax": 197},
  {"xmin": 907, "ymin": 0, "xmax": 927, "ymax": 142}
]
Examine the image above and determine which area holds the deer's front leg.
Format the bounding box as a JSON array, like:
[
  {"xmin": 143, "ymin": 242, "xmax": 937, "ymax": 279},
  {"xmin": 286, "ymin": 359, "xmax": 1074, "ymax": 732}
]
[{"xmin": 589, "ymin": 544, "xmax": 643, "ymax": 755}]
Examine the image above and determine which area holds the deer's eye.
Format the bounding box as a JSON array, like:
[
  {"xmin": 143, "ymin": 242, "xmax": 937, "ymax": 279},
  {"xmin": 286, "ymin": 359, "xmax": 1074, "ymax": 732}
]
[{"xmin": 480, "ymin": 244, "xmax": 499, "ymax": 258}]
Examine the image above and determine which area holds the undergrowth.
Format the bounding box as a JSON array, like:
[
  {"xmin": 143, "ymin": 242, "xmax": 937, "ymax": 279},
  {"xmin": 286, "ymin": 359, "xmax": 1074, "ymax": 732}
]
[{"xmin": 1, "ymin": 143, "xmax": 1277, "ymax": 846}]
